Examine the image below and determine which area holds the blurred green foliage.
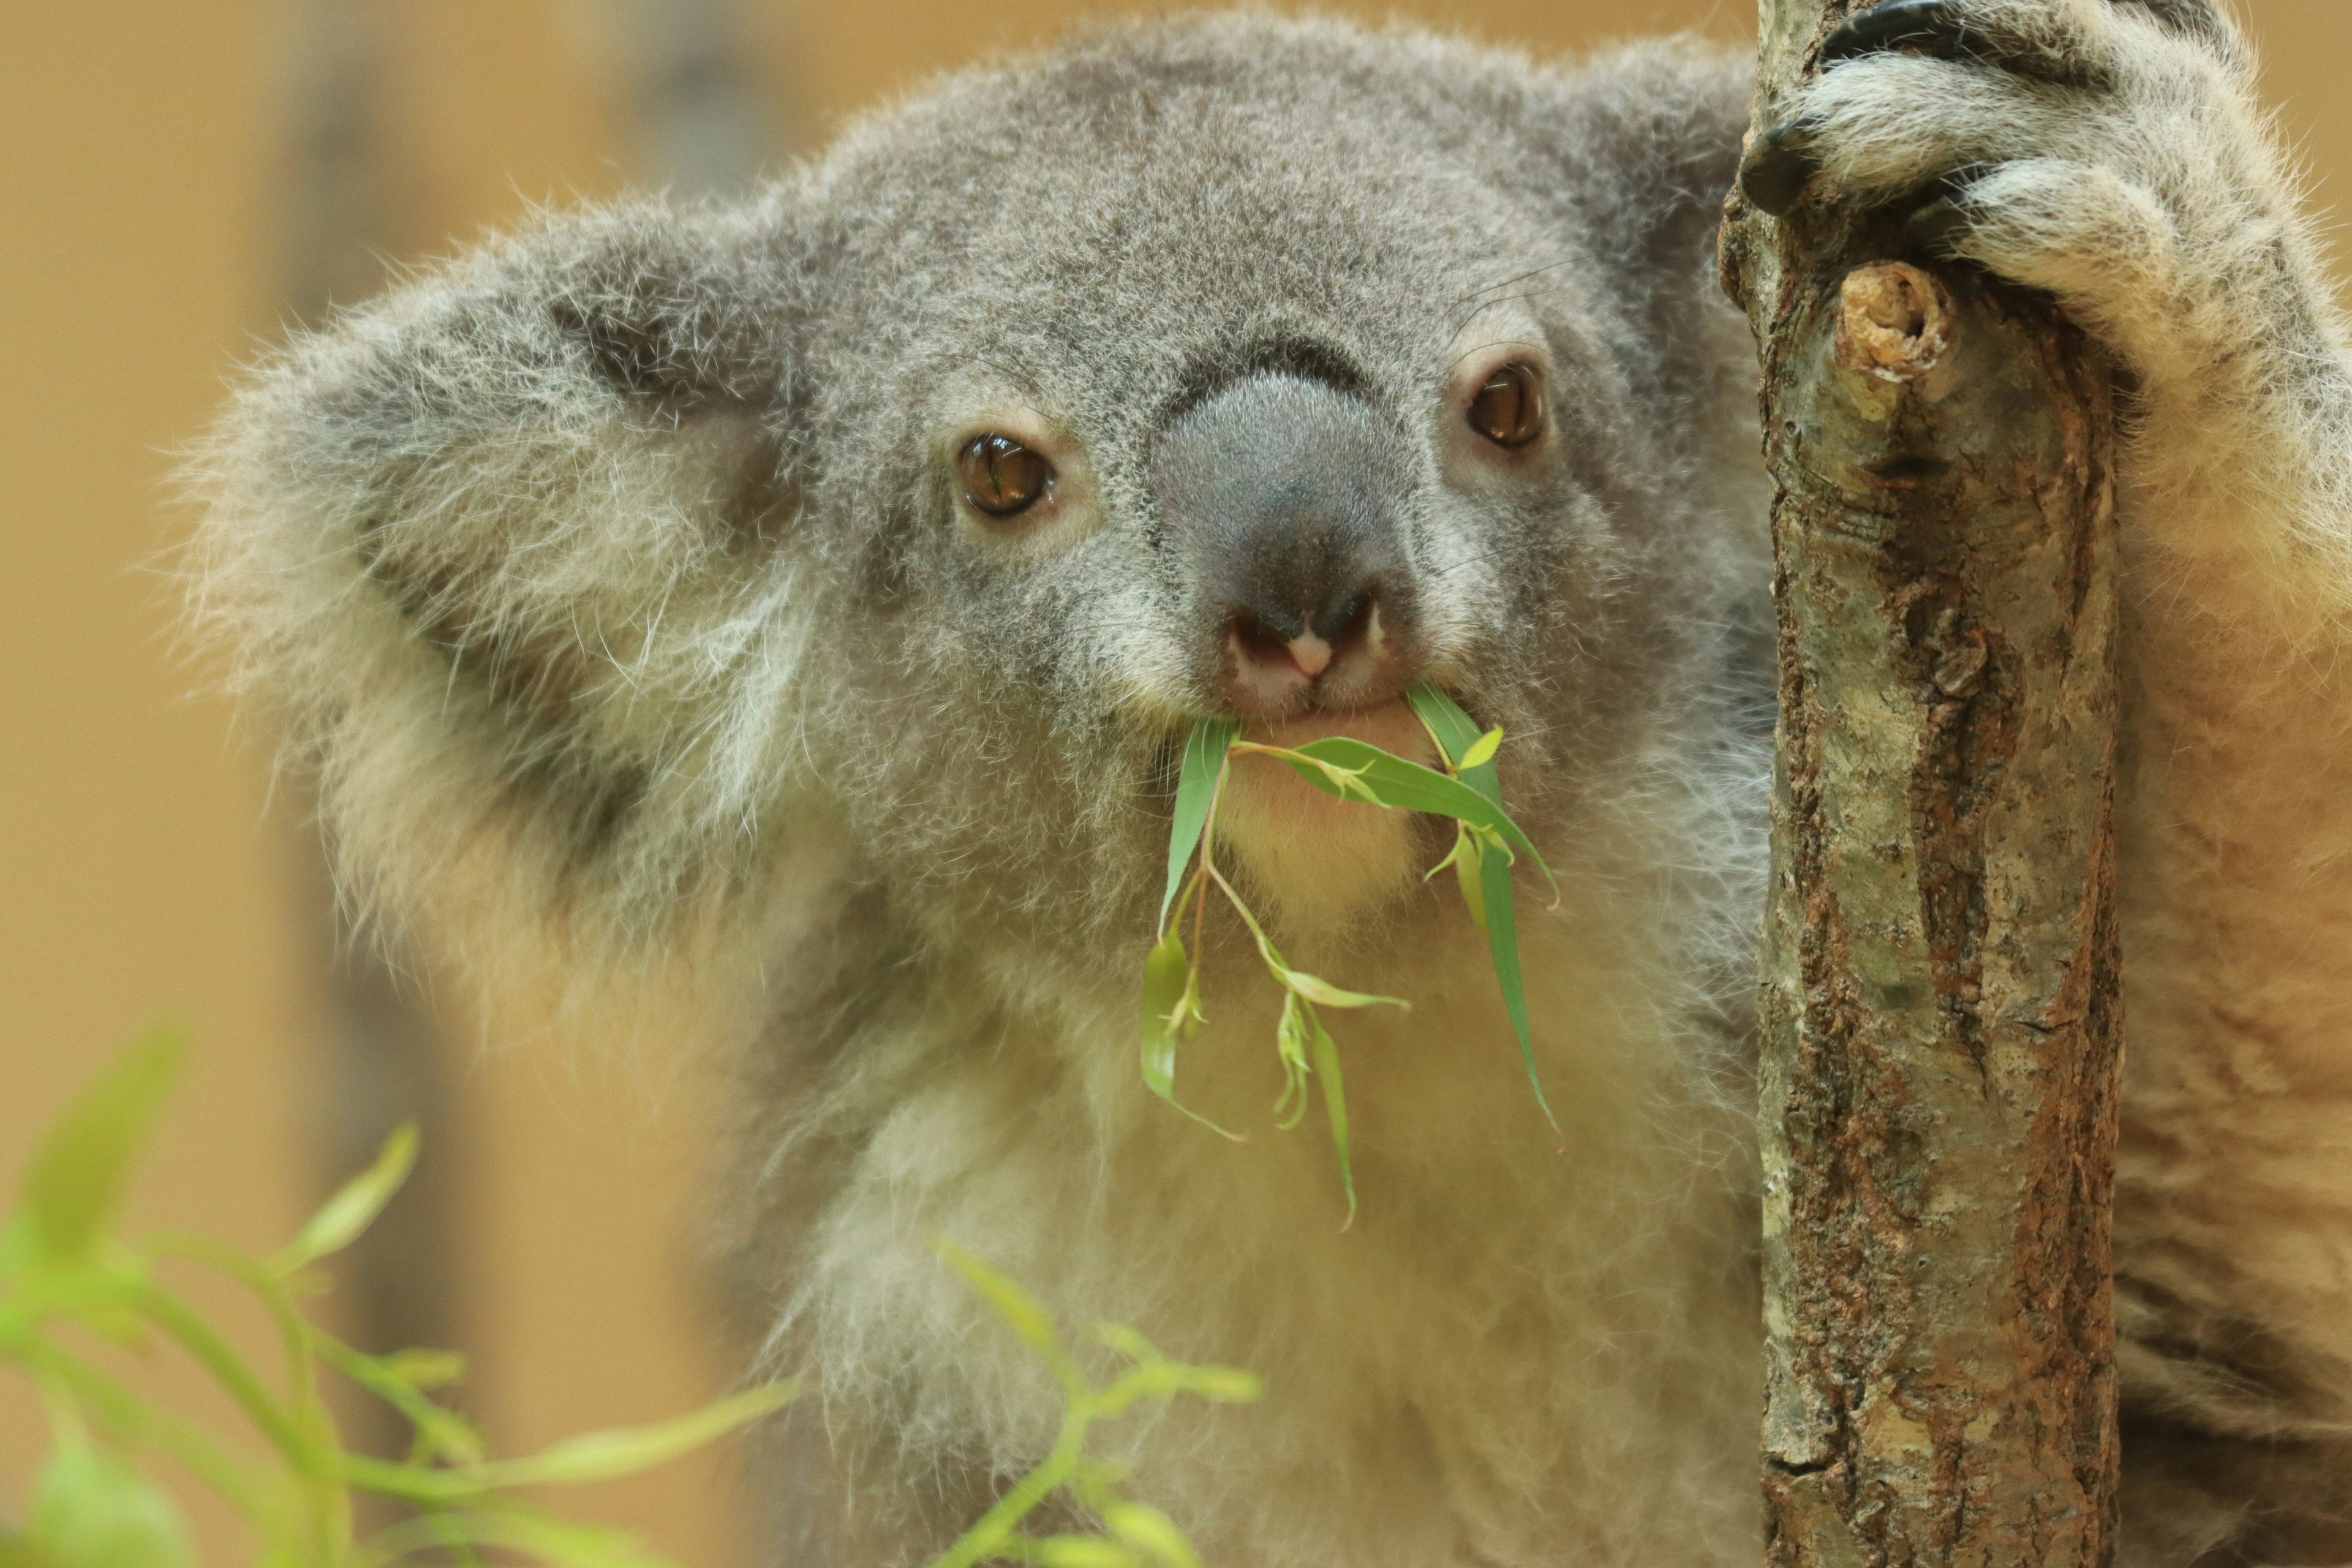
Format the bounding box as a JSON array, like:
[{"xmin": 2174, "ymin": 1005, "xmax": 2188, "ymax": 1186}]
[
  {"xmin": 0, "ymin": 1033, "xmax": 1256, "ymax": 1567},
  {"xmin": 0, "ymin": 1030, "xmax": 793, "ymax": 1566}
]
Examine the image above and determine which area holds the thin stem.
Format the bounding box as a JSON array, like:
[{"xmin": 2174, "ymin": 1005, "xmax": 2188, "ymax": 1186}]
[
  {"xmin": 1205, "ymin": 864, "xmax": 1281, "ymax": 965},
  {"xmin": 129, "ymin": 1281, "xmax": 318, "ymax": 1474},
  {"xmin": 927, "ymin": 1401, "xmax": 1095, "ymax": 1568}
]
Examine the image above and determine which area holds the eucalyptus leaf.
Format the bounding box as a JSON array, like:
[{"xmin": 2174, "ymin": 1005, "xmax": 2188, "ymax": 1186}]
[
  {"xmin": 1272, "ymin": 994, "xmax": 1311, "ymax": 1127},
  {"xmin": 1277, "ymin": 738, "xmax": 1545, "ymax": 873},
  {"xmin": 468, "ymin": 1381, "xmax": 797, "ymax": 1489},
  {"xmin": 1479, "ymin": 842, "xmax": 1558, "ymax": 1133},
  {"xmin": 1308, "ymin": 1014, "xmax": 1357, "ymax": 1226},
  {"xmin": 1017, "ymin": 1534, "xmax": 1140, "ymax": 1568},
  {"xmin": 315, "ymin": 1332, "xmax": 485, "ymax": 1464},
  {"xmin": 354, "ymin": 1506, "xmax": 675, "ymax": 1568},
  {"xmin": 23, "ymin": 1031, "xmax": 183, "ymax": 1262},
  {"xmin": 1403, "ymin": 682, "xmax": 1501, "ymax": 807},
  {"xmin": 1171, "ymin": 1365, "xmax": 1264, "ymax": 1403},
  {"xmin": 377, "ymin": 1346, "xmax": 466, "ymax": 1389},
  {"xmin": 1445, "ymin": 827, "xmax": 1488, "ymax": 935},
  {"xmin": 1091, "ymin": 1323, "xmax": 1163, "ymax": 1369},
  {"xmin": 938, "ymin": 1242, "xmax": 1067, "ymax": 1369},
  {"xmin": 1139, "ymin": 933, "xmax": 1191, "ymax": 1103},
  {"xmin": 1407, "ymin": 684, "xmax": 1559, "ymax": 1133},
  {"xmin": 271, "ymin": 1121, "xmax": 417, "ymax": 1276},
  {"xmin": 1159, "ymin": 719, "xmax": 1237, "ymax": 933},
  {"xmin": 1099, "ymin": 1501, "xmax": 1202, "ymax": 1568},
  {"xmin": 1275, "ymin": 966, "xmax": 1406, "ymax": 1013},
  {"xmin": 1458, "ymin": 726, "xmax": 1504, "ymax": 771},
  {"xmin": 26, "ymin": 1447, "xmax": 194, "ymax": 1568}
]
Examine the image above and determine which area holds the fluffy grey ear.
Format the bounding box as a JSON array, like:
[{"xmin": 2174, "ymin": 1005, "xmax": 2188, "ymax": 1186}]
[
  {"xmin": 190, "ymin": 191, "xmax": 820, "ymax": 990},
  {"xmin": 1545, "ymin": 39, "xmax": 1752, "ymax": 327}
]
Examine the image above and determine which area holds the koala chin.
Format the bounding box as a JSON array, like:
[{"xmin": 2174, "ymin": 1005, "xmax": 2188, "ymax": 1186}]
[{"xmin": 193, "ymin": 4, "xmax": 2352, "ymax": 1564}]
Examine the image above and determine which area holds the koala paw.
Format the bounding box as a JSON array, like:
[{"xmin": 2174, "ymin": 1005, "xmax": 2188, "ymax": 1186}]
[{"xmin": 1738, "ymin": 0, "xmax": 2307, "ymax": 385}]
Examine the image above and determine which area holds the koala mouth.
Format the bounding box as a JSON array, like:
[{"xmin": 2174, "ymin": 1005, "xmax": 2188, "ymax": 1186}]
[
  {"xmin": 1240, "ymin": 697, "xmax": 1431, "ymax": 758},
  {"xmin": 1199, "ymin": 698, "xmax": 1444, "ymax": 932}
]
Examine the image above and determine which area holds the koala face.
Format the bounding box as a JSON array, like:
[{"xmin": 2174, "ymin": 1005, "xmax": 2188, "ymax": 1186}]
[
  {"xmin": 197, "ymin": 17, "xmax": 1756, "ymax": 993},
  {"xmin": 780, "ymin": 22, "xmax": 1746, "ymax": 952}
]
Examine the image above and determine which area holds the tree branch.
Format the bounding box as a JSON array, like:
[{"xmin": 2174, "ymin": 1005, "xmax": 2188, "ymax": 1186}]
[{"xmin": 1719, "ymin": 5, "xmax": 2125, "ymax": 1563}]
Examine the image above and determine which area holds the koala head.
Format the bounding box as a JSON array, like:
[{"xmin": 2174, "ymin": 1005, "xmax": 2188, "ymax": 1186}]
[{"xmin": 192, "ymin": 16, "xmax": 1759, "ymax": 1002}]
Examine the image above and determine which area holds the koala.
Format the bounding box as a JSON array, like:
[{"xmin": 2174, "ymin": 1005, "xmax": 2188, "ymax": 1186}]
[{"xmin": 190, "ymin": 2, "xmax": 2352, "ymax": 1564}]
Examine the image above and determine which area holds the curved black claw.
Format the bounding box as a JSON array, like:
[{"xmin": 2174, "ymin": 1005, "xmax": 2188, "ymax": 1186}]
[
  {"xmin": 1903, "ymin": 194, "xmax": 1973, "ymax": 258},
  {"xmin": 1739, "ymin": 118, "xmax": 1823, "ymax": 219},
  {"xmin": 1820, "ymin": 0, "xmax": 1981, "ymax": 64}
]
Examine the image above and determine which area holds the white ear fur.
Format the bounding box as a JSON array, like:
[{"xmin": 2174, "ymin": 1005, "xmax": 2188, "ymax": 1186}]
[{"xmin": 186, "ymin": 194, "xmax": 818, "ymax": 1031}]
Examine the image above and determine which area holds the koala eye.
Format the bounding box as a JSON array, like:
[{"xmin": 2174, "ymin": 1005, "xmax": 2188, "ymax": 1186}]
[
  {"xmin": 957, "ymin": 434, "xmax": 1052, "ymax": 517},
  {"xmin": 1467, "ymin": 362, "xmax": 1545, "ymax": 448}
]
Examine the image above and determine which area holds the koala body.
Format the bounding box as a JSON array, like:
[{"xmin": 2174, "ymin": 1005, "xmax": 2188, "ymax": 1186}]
[{"xmin": 194, "ymin": 4, "xmax": 2352, "ymax": 1564}]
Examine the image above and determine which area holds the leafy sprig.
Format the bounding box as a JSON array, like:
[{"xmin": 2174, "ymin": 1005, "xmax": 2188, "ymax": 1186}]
[
  {"xmin": 1139, "ymin": 683, "xmax": 1559, "ymax": 1223},
  {"xmin": 924, "ymin": 1245, "xmax": 1259, "ymax": 1568},
  {"xmin": 4, "ymin": 1036, "xmax": 1254, "ymax": 1567},
  {"xmin": 0, "ymin": 1031, "xmax": 793, "ymax": 1568}
]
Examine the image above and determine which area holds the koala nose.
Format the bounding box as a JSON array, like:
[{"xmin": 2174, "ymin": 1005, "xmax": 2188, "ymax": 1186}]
[{"xmin": 1153, "ymin": 372, "xmax": 1422, "ymax": 717}]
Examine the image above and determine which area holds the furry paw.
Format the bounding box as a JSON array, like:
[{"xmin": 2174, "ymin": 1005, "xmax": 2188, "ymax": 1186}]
[{"xmin": 1737, "ymin": 0, "xmax": 2307, "ymax": 385}]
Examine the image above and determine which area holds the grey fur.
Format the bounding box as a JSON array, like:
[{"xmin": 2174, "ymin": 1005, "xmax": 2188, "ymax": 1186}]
[{"xmin": 190, "ymin": 6, "xmax": 2352, "ymax": 1564}]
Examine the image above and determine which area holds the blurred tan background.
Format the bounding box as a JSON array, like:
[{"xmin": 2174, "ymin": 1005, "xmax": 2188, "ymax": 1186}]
[{"xmin": 4, "ymin": 1, "xmax": 2348, "ymax": 1562}]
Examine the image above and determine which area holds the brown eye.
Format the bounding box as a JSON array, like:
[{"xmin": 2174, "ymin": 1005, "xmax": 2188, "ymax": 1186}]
[
  {"xmin": 1468, "ymin": 362, "xmax": 1545, "ymax": 448},
  {"xmin": 957, "ymin": 434, "xmax": 1052, "ymax": 517}
]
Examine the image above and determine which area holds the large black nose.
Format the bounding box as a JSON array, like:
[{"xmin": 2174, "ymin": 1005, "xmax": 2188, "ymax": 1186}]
[{"xmin": 1152, "ymin": 374, "xmax": 1421, "ymax": 715}]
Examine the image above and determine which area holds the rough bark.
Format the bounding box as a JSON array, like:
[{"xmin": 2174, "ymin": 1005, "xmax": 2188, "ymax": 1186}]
[{"xmin": 1717, "ymin": 5, "xmax": 2125, "ymax": 1565}]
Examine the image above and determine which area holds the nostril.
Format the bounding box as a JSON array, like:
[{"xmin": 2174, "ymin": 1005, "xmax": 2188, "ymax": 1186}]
[
  {"xmin": 1229, "ymin": 586, "xmax": 1385, "ymax": 687},
  {"xmin": 1229, "ymin": 611, "xmax": 1301, "ymax": 671},
  {"xmin": 1317, "ymin": 590, "xmax": 1376, "ymax": 653}
]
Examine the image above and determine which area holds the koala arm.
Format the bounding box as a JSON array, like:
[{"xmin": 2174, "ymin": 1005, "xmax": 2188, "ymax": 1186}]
[{"xmin": 190, "ymin": 194, "xmax": 820, "ymax": 996}]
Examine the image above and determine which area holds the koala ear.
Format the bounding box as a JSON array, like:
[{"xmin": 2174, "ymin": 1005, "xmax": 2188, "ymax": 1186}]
[
  {"xmin": 190, "ymin": 192, "xmax": 823, "ymax": 1001},
  {"xmin": 1555, "ymin": 40, "xmax": 1752, "ymax": 303}
]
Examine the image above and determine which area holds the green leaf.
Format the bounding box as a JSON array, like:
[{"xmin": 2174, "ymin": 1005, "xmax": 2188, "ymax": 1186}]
[
  {"xmin": 1437, "ymin": 826, "xmax": 1488, "ymax": 934},
  {"xmin": 355, "ymin": 1505, "xmax": 676, "ymax": 1568},
  {"xmin": 937, "ymin": 1243, "xmax": 1066, "ymax": 1368},
  {"xmin": 1137, "ymin": 935, "xmax": 1241, "ymax": 1140},
  {"xmin": 1308, "ymin": 1015, "xmax": 1357, "ymax": 1227},
  {"xmin": 377, "ymin": 1346, "xmax": 466, "ymax": 1390},
  {"xmin": 466, "ymin": 1381, "xmax": 797, "ymax": 1489},
  {"xmin": 315, "ymin": 1333, "xmax": 486, "ymax": 1464},
  {"xmin": 22, "ymin": 1031, "xmax": 184, "ymax": 1261},
  {"xmin": 1404, "ymin": 683, "xmax": 1501, "ymax": 807},
  {"xmin": 1408, "ymin": 684, "xmax": 1559, "ymax": 1133},
  {"xmin": 1159, "ymin": 718, "xmax": 1237, "ymax": 933},
  {"xmin": 26, "ymin": 1447, "xmax": 194, "ymax": 1568},
  {"xmin": 1457, "ymin": 726, "xmax": 1504, "ymax": 771},
  {"xmin": 1169, "ymin": 1365, "xmax": 1263, "ymax": 1403},
  {"xmin": 1090, "ymin": 1323, "xmax": 1161, "ymax": 1368},
  {"xmin": 1098, "ymin": 1503, "xmax": 1201, "ymax": 1568},
  {"xmin": 1067, "ymin": 1456, "xmax": 1137, "ymax": 1509},
  {"xmin": 271, "ymin": 1121, "xmax": 417, "ymax": 1275},
  {"xmin": 1014, "ymin": 1536, "xmax": 1139, "ymax": 1568},
  {"xmin": 1277, "ymin": 738, "xmax": 1545, "ymax": 875},
  {"xmin": 1273, "ymin": 966, "xmax": 1406, "ymax": 1013},
  {"xmin": 1478, "ymin": 842, "xmax": 1558, "ymax": 1134},
  {"xmin": 1271, "ymin": 994, "xmax": 1310, "ymax": 1128},
  {"xmin": 1139, "ymin": 935, "xmax": 1190, "ymax": 1104}
]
